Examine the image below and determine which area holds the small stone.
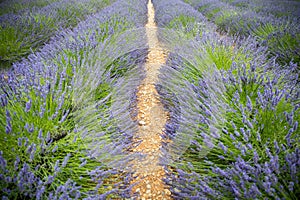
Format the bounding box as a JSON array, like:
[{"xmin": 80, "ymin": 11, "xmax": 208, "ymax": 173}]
[
  {"xmin": 135, "ymin": 188, "xmax": 140, "ymax": 193},
  {"xmin": 149, "ymin": 156, "xmax": 155, "ymax": 160},
  {"xmin": 164, "ymin": 189, "xmax": 171, "ymax": 195},
  {"xmin": 139, "ymin": 120, "xmax": 146, "ymax": 125},
  {"xmin": 146, "ymin": 184, "xmax": 151, "ymax": 189},
  {"xmin": 146, "ymin": 190, "xmax": 151, "ymax": 194}
]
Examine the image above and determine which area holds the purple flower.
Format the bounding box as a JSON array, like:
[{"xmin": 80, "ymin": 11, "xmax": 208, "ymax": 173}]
[
  {"xmin": 0, "ymin": 94, "xmax": 8, "ymax": 106},
  {"xmin": 79, "ymin": 160, "xmax": 87, "ymax": 167},
  {"xmin": 38, "ymin": 129, "xmax": 43, "ymax": 140},
  {"xmin": 249, "ymin": 184, "xmax": 261, "ymax": 197},
  {"xmin": 62, "ymin": 153, "xmax": 71, "ymax": 168},
  {"xmin": 5, "ymin": 110, "xmax": 12, "ymax": 134},
  {"xmin": 230, "ymin": 134, "xmax": 236, "ymax": 141},
  {"xmin": 46, "ymin": 175, "xmax": 54, "ymax": 185},
  {"xmin": 14, "ymin": 156, "xmax": 20, "ymax": 171},
  {"xmin": 218, "ymin": 142, "xmax": 227, "ymax": 154},
  {"xmin": 25, "ymin": 100, "xmax": 32, "ymax": 112},
  {"xmin": 46, "ymin": 131, "xmax": 51, "ymax": 143},
  {"xmin": 253, "ymin": 150, "xmax": 259, "ymax": 164},
  {"xmin": 52, "ymin": 145, "xmax": 58, "ymax": 153},
  {"xmin": 246, "ymin": 96, "xmax": 252, "ymax": 111},
  {"xmin": 5, "ymin": 121, "xmax": 12, "ymax": 134},
  {"xmin": 36, "ymin": 186, "xmax": 45, "ymax": 200},
  {"xmin": 288, "ymin": 181, "xmax": 294, "ymax": 192},
  {"xmin": 0, "ymin": 152, "xmax": 7, "ymax": 170},
  {"xmin": 54, "ymin": 160, "xmax": 60, "ymax": 173}
]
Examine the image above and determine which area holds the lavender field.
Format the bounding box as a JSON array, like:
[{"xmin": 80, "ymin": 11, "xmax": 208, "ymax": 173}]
[{"xmin": 0, "ymin": 0, "xmax": 299, "ymax": 199}]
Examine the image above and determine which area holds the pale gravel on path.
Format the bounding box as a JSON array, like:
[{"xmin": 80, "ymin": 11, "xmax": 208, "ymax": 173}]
[{"xmin": 129, "ymin": 0, "xmax": 172, "ymax": 199}]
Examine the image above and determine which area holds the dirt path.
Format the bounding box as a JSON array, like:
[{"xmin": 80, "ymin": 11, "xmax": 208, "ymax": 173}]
[{"xmin": 130, "ymin": 0, "xmax": 172, "ymax": 199}]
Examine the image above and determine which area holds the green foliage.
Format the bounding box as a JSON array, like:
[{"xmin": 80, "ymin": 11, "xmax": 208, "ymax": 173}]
[
  {"xmin": 0, "ymin": 26, "xmax": 24, "ymax": 61},
  {"xmin": 252, "ymin": 23, "xmax": 300, "ymax": 65},
  {"xmin": 251, "ymin": 23, "xmax": 277, "ymax": 40},
  {"xmin": 205, "ymin": 44, "xmax": 235, "ymax": 70},
  {"xmin": 206, "ymin": 7, "xmax": 221, "ymax": 20},
  {"xmin": 168, "ymin": 15, "xmax": 197, "ymax": 38}
]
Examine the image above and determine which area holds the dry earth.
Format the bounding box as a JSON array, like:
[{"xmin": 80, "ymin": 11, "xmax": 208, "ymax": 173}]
[{"xmin": 129, "ymin": 0, "xmax": 172, "ymax": 199}]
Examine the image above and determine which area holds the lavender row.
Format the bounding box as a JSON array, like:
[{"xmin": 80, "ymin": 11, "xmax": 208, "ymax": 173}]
[
  {"xmin": 0, "ymin": 0, "xmax": 60, "ymax": 16},
  {"xmin": 153, "ymin": 0, "xmax": 300, "ymax": 199},
  {"xmin": 0, "ymin": 0, "xmax": 148, "ymax": 198},
  {"xmin": 0, "ymin": 0, "xmax": 113, "ymax": 68},
  {"xmin": 153, "ymin": 0, "xmax": 217, "ymax": 40},
  {"xmin": 219, "ymin": 0, "xmax": 300, "ymax": 19},
  {"xmin": 186, "ymin": 0, "xmax": 300, "ymax": 66}
]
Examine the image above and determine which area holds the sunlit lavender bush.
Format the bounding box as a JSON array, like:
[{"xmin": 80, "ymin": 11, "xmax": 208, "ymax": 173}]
[{"xmin": 0, "ymin": 0, "xmax": 148, "ymax": 198}]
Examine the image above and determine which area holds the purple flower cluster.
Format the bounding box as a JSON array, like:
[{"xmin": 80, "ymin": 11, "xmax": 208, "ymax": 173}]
[{"xmin": 0, "ymin": 0, "xmax": 149, "ymax": 198}]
